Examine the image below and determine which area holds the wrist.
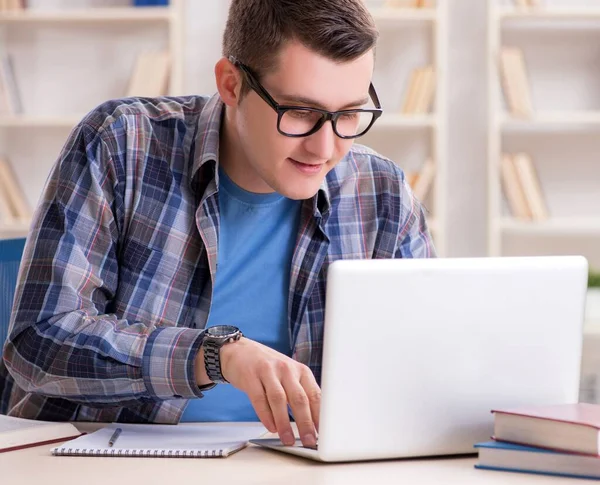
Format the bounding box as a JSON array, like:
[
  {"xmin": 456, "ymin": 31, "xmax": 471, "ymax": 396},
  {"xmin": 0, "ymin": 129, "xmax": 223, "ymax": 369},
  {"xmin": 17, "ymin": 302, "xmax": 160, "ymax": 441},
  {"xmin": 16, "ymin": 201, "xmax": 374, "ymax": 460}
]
[{"xmin": 201, "ymin": 325, "xmax": 243, "ymax": 385}]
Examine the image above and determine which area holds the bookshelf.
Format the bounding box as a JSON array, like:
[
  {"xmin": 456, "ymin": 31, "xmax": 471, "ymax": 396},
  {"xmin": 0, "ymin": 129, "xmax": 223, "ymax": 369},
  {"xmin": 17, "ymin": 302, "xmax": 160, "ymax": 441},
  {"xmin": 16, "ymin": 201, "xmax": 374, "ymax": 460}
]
[
  {"xmin": 362, "ymin": 0, "xmax": 447, "ymax": 256},
  {"xmin": 0, "ymin": 1, "xmax": 185, "ymax": 239},
  {"xmin": 487, "ymin": 0, "xmax": 600, "ymax": 265}
]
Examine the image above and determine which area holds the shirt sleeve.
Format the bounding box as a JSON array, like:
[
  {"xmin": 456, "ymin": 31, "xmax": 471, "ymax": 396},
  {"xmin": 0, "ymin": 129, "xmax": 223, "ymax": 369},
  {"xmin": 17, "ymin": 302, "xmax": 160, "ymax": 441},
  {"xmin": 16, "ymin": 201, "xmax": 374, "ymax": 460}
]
[
  {"xmin": 2, "ymin": 115, "xmax": 205, "ymax": 406},
  {"xmin": 394, "ymin": 178, "xmax": 437, "ymax": 259}
]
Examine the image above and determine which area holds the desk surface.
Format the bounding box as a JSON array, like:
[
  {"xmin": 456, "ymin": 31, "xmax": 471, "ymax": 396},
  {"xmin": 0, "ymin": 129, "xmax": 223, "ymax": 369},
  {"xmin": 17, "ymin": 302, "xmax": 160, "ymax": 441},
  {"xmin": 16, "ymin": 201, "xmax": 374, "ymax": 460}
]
[{"xmin": 0, "ymin": 423, "xmax": 584, "ymax": 485}]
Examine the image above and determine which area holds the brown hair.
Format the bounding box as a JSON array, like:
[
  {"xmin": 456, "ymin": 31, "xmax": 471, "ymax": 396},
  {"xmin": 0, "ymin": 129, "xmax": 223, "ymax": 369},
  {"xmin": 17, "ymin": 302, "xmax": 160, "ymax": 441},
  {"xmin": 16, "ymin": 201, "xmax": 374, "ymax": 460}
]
[{"xmin": 222, "ymin": 0, "xmax": 378, "ymax": 93}]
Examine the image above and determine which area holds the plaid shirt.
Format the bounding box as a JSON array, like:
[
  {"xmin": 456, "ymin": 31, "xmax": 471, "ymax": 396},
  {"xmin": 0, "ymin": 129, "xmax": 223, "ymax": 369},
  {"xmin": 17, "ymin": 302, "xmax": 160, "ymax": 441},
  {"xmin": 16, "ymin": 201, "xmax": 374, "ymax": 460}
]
[{"xmin": 0, "ymin": 94, "xmax": 435, "ymax": 423}]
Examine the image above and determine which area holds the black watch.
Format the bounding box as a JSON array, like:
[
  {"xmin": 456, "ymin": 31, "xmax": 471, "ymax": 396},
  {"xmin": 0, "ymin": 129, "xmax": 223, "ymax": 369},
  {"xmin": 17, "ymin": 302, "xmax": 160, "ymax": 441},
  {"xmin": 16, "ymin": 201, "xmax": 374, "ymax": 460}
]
[{"xmin": 201, "ymin": 325, "xmax": 243, "ymax": 387}]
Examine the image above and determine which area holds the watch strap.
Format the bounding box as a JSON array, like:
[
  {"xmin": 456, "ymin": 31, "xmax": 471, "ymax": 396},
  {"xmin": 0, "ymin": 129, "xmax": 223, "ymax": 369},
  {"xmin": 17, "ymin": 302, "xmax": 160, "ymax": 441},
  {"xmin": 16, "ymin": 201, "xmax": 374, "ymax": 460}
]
[{"xmin": 203, "ymin": 339, "xmax": 228, "ymax": 384}]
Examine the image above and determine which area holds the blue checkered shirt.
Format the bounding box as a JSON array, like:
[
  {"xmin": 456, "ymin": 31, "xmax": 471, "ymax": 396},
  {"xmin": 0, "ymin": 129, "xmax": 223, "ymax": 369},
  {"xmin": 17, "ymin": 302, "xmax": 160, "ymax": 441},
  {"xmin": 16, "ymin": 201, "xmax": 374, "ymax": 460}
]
[{"xmin": 0, "ymin": 94, "xmax": 435, "ymax": 423}]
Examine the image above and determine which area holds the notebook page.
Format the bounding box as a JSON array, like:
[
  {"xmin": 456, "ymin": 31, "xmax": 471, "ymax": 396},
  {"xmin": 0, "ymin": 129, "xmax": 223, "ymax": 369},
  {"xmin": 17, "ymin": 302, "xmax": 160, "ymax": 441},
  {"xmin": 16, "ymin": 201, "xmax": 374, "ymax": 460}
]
[{"xmin": 52, "ymin": 423, "xmax": 267, "ymax": 457}]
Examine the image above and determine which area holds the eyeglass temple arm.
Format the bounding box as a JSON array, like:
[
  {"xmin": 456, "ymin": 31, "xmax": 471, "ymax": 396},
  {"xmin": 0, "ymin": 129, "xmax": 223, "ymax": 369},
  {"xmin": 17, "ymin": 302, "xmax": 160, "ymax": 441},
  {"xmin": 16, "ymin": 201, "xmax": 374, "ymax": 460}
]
[{"xmin": 369, "ymin": 83, "xmax": 382, "ymax": 110}]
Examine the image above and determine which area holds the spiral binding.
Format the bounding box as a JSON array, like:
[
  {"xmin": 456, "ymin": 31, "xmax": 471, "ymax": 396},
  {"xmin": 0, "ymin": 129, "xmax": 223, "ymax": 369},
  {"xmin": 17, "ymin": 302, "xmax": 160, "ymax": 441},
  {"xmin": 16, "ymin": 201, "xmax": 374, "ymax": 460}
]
[{"xmin": 52, "ymin": 447, "xmax": 225, "ymax": 458}]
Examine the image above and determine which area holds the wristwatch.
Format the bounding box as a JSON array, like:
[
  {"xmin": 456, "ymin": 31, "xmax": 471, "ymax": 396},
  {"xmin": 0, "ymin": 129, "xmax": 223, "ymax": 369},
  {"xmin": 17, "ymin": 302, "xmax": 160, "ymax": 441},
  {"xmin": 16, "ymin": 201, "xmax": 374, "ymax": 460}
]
[{"xmin": 201, "ymin": 325, "xmax": 243, "ymax": 387}]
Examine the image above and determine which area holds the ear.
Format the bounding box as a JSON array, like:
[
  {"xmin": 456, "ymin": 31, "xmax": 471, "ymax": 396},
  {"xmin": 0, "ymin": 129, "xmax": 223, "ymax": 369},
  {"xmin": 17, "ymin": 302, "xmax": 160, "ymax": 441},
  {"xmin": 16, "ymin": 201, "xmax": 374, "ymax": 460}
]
[{"xmin": 215, "ymin": 57, "xmax": 242, "ymax": 108}]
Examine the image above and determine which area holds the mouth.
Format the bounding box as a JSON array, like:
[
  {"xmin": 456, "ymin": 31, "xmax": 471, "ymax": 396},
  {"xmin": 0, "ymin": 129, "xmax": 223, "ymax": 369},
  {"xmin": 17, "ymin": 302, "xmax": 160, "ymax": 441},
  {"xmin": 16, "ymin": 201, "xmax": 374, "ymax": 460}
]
[{"xmin": 288, "ymin": 158, "xmax": 326, "ymax": 175}]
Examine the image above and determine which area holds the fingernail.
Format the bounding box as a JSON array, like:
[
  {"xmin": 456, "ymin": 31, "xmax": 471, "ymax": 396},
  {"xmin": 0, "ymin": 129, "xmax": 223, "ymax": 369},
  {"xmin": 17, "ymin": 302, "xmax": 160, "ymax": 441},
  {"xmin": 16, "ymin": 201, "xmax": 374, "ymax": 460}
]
[
  {"xmin": 302, "ymin": 434, "xmax": 317, "ymax": 449},
  {"xmin": 281, "ymin": 431, "xmax": 295, "ymax": 446}
]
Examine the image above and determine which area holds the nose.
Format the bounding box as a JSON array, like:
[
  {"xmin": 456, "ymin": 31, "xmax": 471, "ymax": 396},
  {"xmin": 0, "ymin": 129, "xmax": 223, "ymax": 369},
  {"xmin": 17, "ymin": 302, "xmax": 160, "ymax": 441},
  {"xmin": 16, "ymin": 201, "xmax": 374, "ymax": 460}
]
[{"xmin": 302, "ymin": 119, "xmax": 336, "ymax": 161}]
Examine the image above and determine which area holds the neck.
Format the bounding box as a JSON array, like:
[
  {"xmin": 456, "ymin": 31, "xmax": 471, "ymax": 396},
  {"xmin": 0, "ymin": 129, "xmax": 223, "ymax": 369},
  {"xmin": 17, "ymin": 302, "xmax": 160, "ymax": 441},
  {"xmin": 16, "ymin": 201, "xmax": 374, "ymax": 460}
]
[{"xmin": 219, "ymin": 107, "xmax": 275, "ymax": 194}]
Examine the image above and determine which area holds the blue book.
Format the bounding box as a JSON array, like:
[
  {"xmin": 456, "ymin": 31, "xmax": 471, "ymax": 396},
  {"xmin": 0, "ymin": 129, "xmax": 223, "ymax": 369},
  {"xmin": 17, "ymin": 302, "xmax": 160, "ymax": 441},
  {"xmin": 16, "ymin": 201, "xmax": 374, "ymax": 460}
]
[
  {"xmin": 133, "ymin": 0, "xmax": 169, "ymax": 6},
  {"xmin": 475, "ymin": 440, "xmax": 600, "ymax": 481}
]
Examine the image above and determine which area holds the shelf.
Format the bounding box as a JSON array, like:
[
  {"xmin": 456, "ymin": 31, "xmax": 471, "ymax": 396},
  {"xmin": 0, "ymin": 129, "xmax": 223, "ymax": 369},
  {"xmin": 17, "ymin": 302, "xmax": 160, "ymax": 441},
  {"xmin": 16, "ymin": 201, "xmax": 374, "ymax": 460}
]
[
  {"xmin": 374, "ymin": 113, "xmax": 436, "ymax": 129},
  {"xmin": 499, "ymin": 217, "xmax": 600, "ymax": 235},
  {"xmin": 0, "ymin": 7, "xmax": 173, "ymax": 24},
  {"xmin": 498, "ymin": 7, "xmax": 600, "ymax": 22},
  {"xmin": 500, "ymin": 111, "xmax": 600, "ymax": 132},
  {"xmin": 0, "ymin": 221, "xmax": 30, "ymax": 239},
  {"xmin": 0, "ymin": 115, "xmax": 82, "ymax": 128},
  {"xmin": 370, "ymin": 8, "xmax": 437, "ymax": 25}
]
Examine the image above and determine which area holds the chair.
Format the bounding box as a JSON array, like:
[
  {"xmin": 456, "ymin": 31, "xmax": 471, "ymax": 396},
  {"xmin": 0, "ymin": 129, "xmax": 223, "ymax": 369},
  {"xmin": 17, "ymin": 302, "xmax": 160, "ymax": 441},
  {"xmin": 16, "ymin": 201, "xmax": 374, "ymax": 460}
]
[{"xmin": 0, "ymin": 238, "xmax": 26, "ymax": 357}]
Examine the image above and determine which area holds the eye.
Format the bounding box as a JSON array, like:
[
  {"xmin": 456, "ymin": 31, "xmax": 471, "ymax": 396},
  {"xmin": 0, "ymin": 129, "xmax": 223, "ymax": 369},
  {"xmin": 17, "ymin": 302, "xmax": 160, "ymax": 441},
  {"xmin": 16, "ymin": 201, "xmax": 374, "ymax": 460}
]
[
  {"xmin": 288, "ymin": 110, "xmax": 314, "ymax": 119},
  {"xmin": 339, "ymin": 112, "xmax": 360, "ymax": 121}
]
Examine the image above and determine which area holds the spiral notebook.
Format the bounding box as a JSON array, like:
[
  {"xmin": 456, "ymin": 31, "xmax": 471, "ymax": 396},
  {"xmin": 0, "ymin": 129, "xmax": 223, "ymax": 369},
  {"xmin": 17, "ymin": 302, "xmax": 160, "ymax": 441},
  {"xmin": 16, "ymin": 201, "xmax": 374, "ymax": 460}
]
[{"xmin": 51, "ymin": 422, "xmax": 267, "ymax": 458}]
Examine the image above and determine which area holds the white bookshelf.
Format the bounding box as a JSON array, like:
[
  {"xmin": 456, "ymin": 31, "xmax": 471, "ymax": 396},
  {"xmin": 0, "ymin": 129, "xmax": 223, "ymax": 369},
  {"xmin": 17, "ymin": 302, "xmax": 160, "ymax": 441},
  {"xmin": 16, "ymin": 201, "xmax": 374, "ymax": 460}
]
[
  {"xmin": 0, "ymin": 7, "xmax": 174, "ymax": 23},
  {"xmin": 487, "ymin": 0, "xmax": 600, "ymax": 262},
  {"xmin": 0, "ymin": 1, "xmax": 185, "ymax": 240},
  {"xmin": 365, "ymin": 2, "xmax": 447, "ymax": 256},
  {"xmin": 499, "ymin": 7, "xmax": 600, "ymax": 21},
  {"xmin": 369, "ymin": 7, "xmax": 437, "ymax": 23},
  {"xmin": 0, "ymin": 115, "xmax": 83, "ymax": 128},
  {"xmin": 376, "ymin": 113, "xmax": 437, "ymax": 129}
]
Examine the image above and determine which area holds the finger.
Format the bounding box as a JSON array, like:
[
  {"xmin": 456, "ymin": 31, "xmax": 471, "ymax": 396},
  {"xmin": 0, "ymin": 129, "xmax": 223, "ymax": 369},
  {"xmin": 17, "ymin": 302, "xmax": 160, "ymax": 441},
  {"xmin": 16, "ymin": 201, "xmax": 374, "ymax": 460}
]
[
  {"xmin": 263, "ymin": 372, "xmax": 295, "ymax": 446},
  {"xmin": 282, "ymin": 371, "xmax": 317, "ymax": 449},
  {"xmin": 299, "ymin": 367, "xmax": 321, "ymax": 433},
  {"xmin": 246, "ymin": 377, "xmax": 277, "ymax": 434}
]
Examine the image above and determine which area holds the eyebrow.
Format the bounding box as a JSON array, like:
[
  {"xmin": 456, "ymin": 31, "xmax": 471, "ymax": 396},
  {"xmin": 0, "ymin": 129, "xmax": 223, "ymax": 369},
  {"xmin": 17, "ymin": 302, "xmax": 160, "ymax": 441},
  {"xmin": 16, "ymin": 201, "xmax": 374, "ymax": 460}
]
[{"xmin": 275, "ymin": 94, "xmax": 370, "ymax": 111}]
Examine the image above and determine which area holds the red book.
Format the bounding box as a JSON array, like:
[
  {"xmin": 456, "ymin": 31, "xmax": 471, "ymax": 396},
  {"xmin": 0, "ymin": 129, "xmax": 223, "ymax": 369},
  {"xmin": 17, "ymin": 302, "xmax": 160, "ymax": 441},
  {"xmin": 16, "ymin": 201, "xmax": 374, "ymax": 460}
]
[
  {"xmin": 492, "ymin": 403, "xmax": 600, "ymax": 456},
  {"xmin": 0, "ymin": 414, "xmax": 81, "ymax": 453}
]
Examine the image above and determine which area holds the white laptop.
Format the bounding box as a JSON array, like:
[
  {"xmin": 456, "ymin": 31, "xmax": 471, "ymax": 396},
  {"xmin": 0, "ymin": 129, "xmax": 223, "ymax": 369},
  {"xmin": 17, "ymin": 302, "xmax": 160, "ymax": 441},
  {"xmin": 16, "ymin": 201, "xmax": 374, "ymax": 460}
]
[{"xmin": 251, "ymin": 256, "xmax": 588, "ymax": 462}]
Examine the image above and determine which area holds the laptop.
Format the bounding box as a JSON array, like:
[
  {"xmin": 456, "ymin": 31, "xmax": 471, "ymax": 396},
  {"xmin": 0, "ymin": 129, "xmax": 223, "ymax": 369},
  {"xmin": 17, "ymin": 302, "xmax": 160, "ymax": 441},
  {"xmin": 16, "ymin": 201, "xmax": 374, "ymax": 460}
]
[{"xmin": 251, "ymin": 256, "xmax": 588, "ymax": 462}]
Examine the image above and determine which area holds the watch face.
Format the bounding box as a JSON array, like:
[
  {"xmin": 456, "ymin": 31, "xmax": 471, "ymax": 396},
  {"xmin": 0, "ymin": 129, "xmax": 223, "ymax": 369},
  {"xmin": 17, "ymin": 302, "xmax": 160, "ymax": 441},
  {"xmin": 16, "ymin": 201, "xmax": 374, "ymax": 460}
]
[{"xmin": 207, "ymin": 325, "xmax": 239, "ymax": 338}]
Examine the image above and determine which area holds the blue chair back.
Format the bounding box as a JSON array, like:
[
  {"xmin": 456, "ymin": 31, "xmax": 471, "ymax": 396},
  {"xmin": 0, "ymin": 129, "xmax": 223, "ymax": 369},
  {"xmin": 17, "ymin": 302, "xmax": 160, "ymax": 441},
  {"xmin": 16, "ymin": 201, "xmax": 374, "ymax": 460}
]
[{"xmin": 0, "ymin": 238, "xmax": 26, "ymax": 357}]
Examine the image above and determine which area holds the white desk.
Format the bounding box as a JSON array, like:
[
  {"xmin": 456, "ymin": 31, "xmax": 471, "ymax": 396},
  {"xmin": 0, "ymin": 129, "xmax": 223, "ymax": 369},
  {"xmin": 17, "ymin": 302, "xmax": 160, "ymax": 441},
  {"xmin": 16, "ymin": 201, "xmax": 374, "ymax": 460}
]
[{"xmin": 0, "ymin": 423, "xmax": 584, "ymax": 485}]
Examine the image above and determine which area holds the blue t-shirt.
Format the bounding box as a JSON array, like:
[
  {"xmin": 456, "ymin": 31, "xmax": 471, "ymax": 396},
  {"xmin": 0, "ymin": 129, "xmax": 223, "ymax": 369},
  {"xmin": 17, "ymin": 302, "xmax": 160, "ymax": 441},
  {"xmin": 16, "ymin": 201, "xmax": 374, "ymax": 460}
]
[{"xmin": 180, "ymin": 167, "xmax": 301, "ymax": 422}]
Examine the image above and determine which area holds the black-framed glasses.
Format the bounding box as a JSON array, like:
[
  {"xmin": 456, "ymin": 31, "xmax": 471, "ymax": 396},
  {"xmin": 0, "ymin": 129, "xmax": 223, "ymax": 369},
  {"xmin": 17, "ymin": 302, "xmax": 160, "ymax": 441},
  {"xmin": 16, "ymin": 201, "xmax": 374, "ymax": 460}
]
[{"xmin": 230, "ymin": 56, "xmax": 383, "ymax": 139}]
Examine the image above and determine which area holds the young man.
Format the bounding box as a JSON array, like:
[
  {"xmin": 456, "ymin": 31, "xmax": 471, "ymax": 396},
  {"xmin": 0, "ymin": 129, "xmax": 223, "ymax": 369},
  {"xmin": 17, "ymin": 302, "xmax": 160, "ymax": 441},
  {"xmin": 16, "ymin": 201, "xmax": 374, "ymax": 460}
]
[{"xmin": 0, "ymin": 0, "xmax": 434, "ymax": 449}]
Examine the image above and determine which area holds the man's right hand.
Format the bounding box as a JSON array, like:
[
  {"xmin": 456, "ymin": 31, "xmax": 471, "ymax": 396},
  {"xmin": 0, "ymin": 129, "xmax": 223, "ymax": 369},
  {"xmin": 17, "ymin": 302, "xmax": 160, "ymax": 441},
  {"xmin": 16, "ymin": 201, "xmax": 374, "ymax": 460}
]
[{"xmin": 195, "ymin": 337, "xmax": 320, "ymax": 449}]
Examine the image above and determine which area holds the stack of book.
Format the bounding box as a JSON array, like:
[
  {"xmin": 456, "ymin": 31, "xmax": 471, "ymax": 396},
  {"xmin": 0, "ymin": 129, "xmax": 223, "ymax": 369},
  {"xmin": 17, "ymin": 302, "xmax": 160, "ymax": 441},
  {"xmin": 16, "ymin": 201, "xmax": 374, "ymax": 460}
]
[
  {"xmin": 126, "ymin": 50, "xmax": 171, "ymax": 98},
  {"xmin": 475, "ymin": 403, "xmax": 600, "ymax": 480},
  {"xmin": 0, "ymin": 156, "xmax": 31, "ymax": 225},
  {"xmin": 499, "ymin": 46, "xmax": 533, "ymax": 119},
  {"xmin": 500, "ymin": 152, "xmax": 549, "ymax": 221},
  {"xmin": 0, "ymin": 0, "xmax": 25, "ymax": 11},
  {"xmin": 401, "ymin": 66, "xmax": 436, "ymax": 115},
  {"xmin": 383, "ymin": 0, "xmax": 433, "ymax": 8},
  {"xmin": 512, "ymin": 0, "xmax": 542, "ymax": 8},
  {"xmin": 405, "ymin": 158, "xmax": 435, "ymax": 202}
]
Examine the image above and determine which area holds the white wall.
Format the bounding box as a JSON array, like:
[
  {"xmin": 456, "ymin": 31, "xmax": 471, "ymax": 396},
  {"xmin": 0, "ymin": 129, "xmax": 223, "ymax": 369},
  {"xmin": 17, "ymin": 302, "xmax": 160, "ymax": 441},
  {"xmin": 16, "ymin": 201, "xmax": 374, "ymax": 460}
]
[{"xmin": 4, "ymin": 0, "xmax": 600, "ymax": 264}]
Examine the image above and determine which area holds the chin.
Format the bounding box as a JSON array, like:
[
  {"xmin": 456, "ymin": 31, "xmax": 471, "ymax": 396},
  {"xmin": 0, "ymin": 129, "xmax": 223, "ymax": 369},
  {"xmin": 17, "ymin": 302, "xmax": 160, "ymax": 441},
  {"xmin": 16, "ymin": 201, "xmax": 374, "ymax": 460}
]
[{"xmin": 275, "ymin": 181, "xmax": 323, "ymax": 201}]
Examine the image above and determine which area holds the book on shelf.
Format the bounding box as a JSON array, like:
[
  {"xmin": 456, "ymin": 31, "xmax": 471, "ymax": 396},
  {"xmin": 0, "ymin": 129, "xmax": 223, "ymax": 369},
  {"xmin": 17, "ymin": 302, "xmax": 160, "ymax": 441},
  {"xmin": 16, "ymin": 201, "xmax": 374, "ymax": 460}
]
[
  {"xmin": 500, "ymin": 153, "xmax": 532, "ymax": 221},
  {"xmin": 382, "ymin": 0, "xmax": 433, "ymax": 8},
  {"xmin": 474, "ymin": 403, "xmax": 600, "ymax": 480},
  {"xmin": 0, "ymin": 156, "xmax": 32, "ymax": 223},
  {"xmin": 405, "ymin": 170, "xmax": 420, "ymax": 190},
  {"xmin": 0, "ymin": 0, "xmax": 26, "ymax": 11},
  {"xmin": 500, "ymin": 152, "xmax": 548, "ymax": 222},
  {"xmin": 499, "ymin": 47, "xmax": 533, "ymax": 119},
  {"xmin": 0, "ymin": 54, "xmax": 23, "ymax": 115},
  {"xmin": 492, "ymin": 403, "xmax": 600, "ymax": 456},
  {"xmin": 401, "ymin": 66, "xmax": 436, "ymax": 115},
  {"xmin": 511, "ymin": 152, "xmax": 548, "ymax": 221},
  {"xmin": 512, "ymin": 0, "xmax": 542, "ymax": 8},
  {"xmin": 0, "ymin": 414, "xmax": 81, "ymax": 453},
  {"xmin": 133, "ymin": 0, "xmax": 170, "ymax": 6},
  {"xmin": 51, "ymin": 422, "xmax": 267, "ymax": 458},
  {"xmin": 126, "ymin": 50, "xmax": 171, "ymax": 98},
  {"xmin": 407, "ymin": 157, "xmax": 435, "ymax": 202}
]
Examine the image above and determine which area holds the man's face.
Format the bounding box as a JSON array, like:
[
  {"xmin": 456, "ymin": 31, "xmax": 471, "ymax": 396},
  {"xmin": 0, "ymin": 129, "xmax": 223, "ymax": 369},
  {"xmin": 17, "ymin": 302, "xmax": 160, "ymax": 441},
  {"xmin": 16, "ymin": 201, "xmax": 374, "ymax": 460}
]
[{"xmin": 227, "ymin": 42, "xmax": 375, "ymax": 199}]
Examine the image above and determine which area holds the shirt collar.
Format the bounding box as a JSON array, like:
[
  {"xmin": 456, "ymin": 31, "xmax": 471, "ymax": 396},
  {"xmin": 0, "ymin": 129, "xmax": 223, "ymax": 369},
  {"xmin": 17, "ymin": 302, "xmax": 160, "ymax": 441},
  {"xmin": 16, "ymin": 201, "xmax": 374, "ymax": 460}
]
[{"xmin": 191, "ymin": 94, "xmax": 331, "ymax": 218}]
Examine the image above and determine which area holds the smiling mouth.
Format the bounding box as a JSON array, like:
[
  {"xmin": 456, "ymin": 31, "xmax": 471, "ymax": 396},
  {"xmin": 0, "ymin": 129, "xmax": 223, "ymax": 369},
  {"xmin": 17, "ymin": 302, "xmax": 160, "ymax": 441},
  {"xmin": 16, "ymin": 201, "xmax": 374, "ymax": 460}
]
[{"xmin": 288, "ymin": 158, "xmax": 326, "ymax": 174}]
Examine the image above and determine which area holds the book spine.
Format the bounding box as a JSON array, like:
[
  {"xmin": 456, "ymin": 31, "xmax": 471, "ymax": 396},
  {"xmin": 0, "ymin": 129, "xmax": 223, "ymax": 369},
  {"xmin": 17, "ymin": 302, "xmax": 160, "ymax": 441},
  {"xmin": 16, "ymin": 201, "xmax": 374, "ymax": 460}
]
[{"xmin": 52, "ymin": 447, "xmax": 225, "ymax": 458}]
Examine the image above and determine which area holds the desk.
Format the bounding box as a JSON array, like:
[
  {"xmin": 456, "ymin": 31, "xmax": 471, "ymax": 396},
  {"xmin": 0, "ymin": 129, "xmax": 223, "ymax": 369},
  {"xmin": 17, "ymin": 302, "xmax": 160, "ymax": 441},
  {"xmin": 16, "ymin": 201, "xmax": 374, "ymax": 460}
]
[{"xmin": 0, "ymin": 423, "xmax": 585, "ymax": 485}]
